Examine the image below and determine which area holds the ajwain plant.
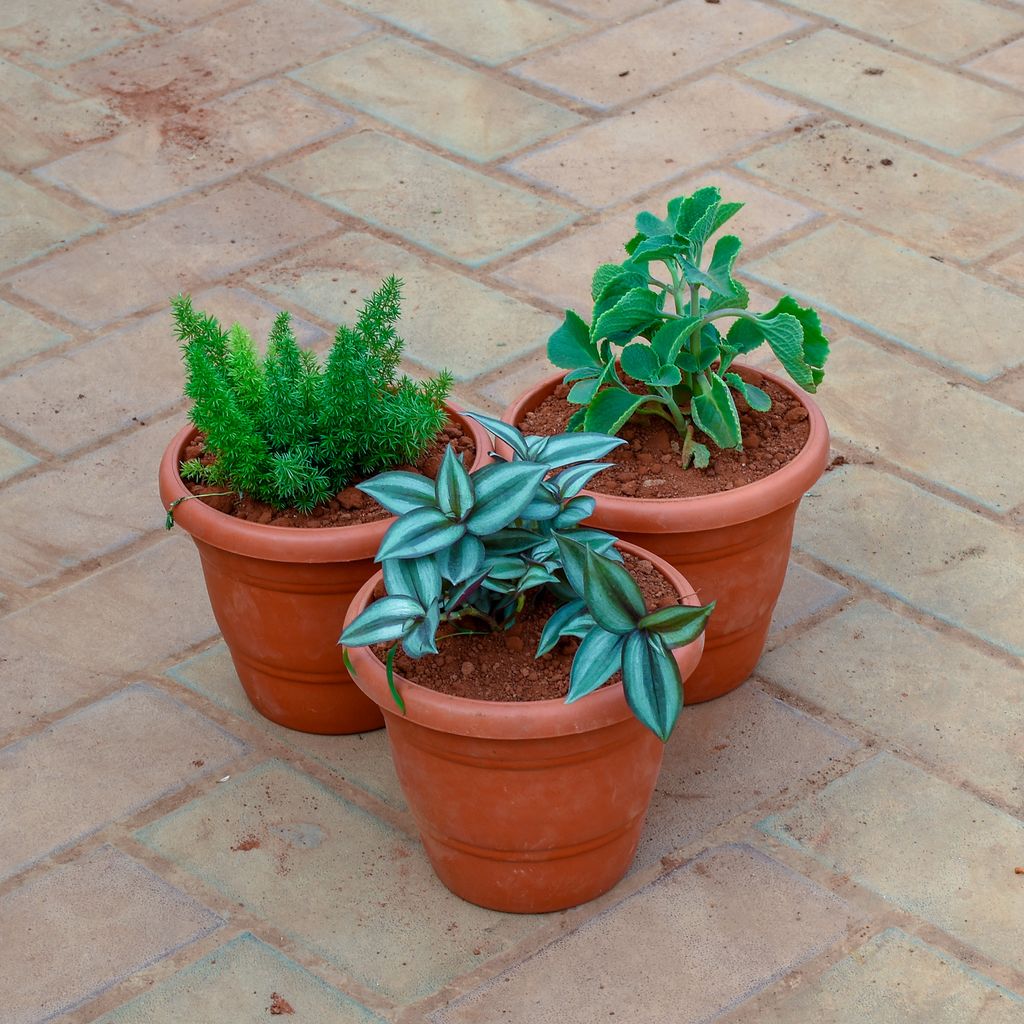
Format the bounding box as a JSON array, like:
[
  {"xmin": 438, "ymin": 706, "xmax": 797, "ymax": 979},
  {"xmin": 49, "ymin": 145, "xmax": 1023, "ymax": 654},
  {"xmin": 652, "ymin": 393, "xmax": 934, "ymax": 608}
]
[
  {"xmin": 340, "ymin": 414, "xmax": 714, "ymax": 740},
  {"xmin": 172, "ymin": 276, "xmax": 453, "ymax": 512},
  {"xmin": 548, "ymin": 186, "xmax": 830, "ymax": 468}
]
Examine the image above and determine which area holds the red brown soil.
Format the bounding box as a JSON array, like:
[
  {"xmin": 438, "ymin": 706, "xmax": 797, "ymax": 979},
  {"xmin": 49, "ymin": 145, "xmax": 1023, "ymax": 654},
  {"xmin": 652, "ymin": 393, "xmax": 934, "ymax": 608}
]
[
  {"xmin": 379, "ymin": 553, "xmax": 683, "ymax": 703},
  {"xmin": 181, "ymin": 419, "xmax": 476, "ymax": 527},
  {"xmin": 518, "ymin": 374, "xmax": 810, "ymax": 499},
  {"xmin": 269, "ymin": 992, "xmax": 295, "ymax": 1015}
]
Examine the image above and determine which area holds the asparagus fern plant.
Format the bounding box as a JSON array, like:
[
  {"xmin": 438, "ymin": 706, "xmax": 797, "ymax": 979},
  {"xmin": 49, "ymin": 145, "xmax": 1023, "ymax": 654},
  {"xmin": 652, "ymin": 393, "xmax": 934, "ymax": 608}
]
[
  {"xmin": 172, "ymin": 277, "xmax": 453, "ymax": 512},
  {"xmin": 548, "ymin": 187, "xmax": 830, "ymax": 468},
  {"xmin": 340, "ymin": 414, "xmax": 713, "ymax": 740}
]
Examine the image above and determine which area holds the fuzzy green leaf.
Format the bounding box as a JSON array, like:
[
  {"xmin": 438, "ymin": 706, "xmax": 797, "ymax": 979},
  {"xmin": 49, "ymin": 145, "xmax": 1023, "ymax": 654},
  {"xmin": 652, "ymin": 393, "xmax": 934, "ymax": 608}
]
[
  {"xmin": 591, "ymin": 263, "xmax": 626, "ymax": 300},
  {"xmin": 620, "ymin": 342, "xmax": 661, "ymax": 383},
  {"xmin": 724, "ymin": 372, "xmax": 772, "ymax": 412},
  {"xmin": 583, "ymin": 388, "xmax": 647, "ymax": 435},
  {"xmin": 650, "ymin": 317, "xmax": 702, "ymax": 365},
  {"xmin": 583, "ymin": 546, "xmax": 646, "ymax": 635},
  {"xmin": 626, "ymin": 234, "xmax": 684, "ymax": 264},
  {"xmin": 376, "ymin": 506, "xmax": 467, "ymax": 561},
  {"xmin": 566, "ymin": 626, "xmax": 625, "ymax": 703},
  {"xmin": 592, "ymin": 287, "xmax": 665, "ymax": 342},
  {"xmin": 622, "ymin": 631, "xmax": 682, "ymax": 741},
  {"xmin": 549, "ymin": 310, "xmax": 600, "ymax": 370},
  {"xmin": 691, "ymin": 372, "xmax": 742, "ymax": 449}
]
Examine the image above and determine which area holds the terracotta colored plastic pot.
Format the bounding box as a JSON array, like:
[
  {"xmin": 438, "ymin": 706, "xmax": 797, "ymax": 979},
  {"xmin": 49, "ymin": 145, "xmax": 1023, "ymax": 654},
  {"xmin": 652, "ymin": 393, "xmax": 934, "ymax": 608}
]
[
  {"xmin": 158, "ymin": 408, "xmax": 490, "ymax": 735},
  {"xmin": 503, "ymin": 367, "xmax": 829, "ymax": 703},
  {"xmin": 343, "ymin": 541, "xmax": 705, "ymax": 913}
]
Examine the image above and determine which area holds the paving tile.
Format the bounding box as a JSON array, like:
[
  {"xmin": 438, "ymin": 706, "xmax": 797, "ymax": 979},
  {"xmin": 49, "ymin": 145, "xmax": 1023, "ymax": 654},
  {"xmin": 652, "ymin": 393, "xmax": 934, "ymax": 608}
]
[
  {"xmin": 293, "ymin": 36, "xmax": 581, "ymax": 163},
  {"xmin": 981, "ymin": 135, "xmax": 1024, "ymax": 180},
  {"xmin": 343, "ymin": 0, "xmax": 583, "ymax": 64},
  {"xmin": 740, "ymin": 30, "xmax": 1024, "ymax": 155},
  {"xmin": 636, "ymin": 687, "xmax": 857, "ymax": 868},
  {"xmin": 496, "ymin": 169, "xmax": 818, "ymax": 312},
  {"xmin": 759, "ymin": 602, "xmax": 1024, "ymax": 813},
  {"xmin": 0, "ymin": 169, "xmax": 99, "ymax": 272},
  {"xmin": 0, "ymin": 58, "xmax": 120, "ymax": 171},
  {"xmin": 0, "ymin": 436, "xmax": 37, "ymax": 480},
  {"xmin": 0, "ymin": 0, "xmax": 151, "ymax": 69},
  {"xmin": 0, "ymin": 536, "xmax": 217, "ymax": 738},
  {"xmin": 71, "ymin": 0, "xmax": 369, "ymax": 103},
  {"xmin": 0, "ymin": 299, "xmax": 68, "ymax": 370},
  {"xmin": 116, "ymin": 0, "xmax": 230, "ymax": 21},
  {"xmin": 136, "ymin": 761, "xmax": 545, "ymax": 1002},
  {"xmin": 36, "ymin": 80, "xmax": 353, "ymax": 214},
  {"xmin": 507, "ymin": 74, "xmax": 806, "ymax": 208},
  {"xmin": 8, "ymin": 181, "xmax": 337, "ymax": 329},
  {"xmin": 553, "ymin": 0, "xmax": 657, "ymax": 17},
  {"xmin": 775, "ymin": 0, "xmax": 1024, "ymax": 61},
  {"xmin": 795, "ymin": 464, "xmax": 1024, "ymax": 656},
  {"xmin": 817, "ymin": 335, "xmax": 1024, "ymax": 511},
  {"xmin": 94, "ymin": 932, "xmax": 382, "ymax": 1023},
  {"xmin": 0, "ymin": 287, "xmax": 323, "ymax": 454},
  {"xmin": 268, "ymin": 132, "xmax": 576, "ymax": 267},
  {"xmin": 435, "ymin": 845, "xmax": 855, "ymax": 1023},
  {"xmin": 769, "ymin": 561, "xmax": 849, "ymax": 633},
  {"xmin": 991, "ymin": 247, "xmax": 1024, "ymax": 286},
  {"xmin": 967, "ymin": 36, "xmax": 1024, "ymax": 90},
  {"xmin": 746, "ymin": 221, "xmax": 1024, "ymax": 380},
  {"xmin": 513, "ymin": 0, "xmax": 803, "ymax": 108},
  {"xmin": 732, "ymin": 928, "xmax": 1024, "ymax": 1023},
  {"xmin": 739, "ymin": 120, "xmax": 1024, "ymax": 262},
  {"xmin": 252, "ymin": 232, "xmax": 557, "ymax": 379},
  {"xmin": 168, "ymin": 642, "xmax": 405, "ymax": 810},
  {"xmin": 473, "ymin": 349, "xmax": 555, "ymax": 411},
  {"xmin": 0, "ymin": 683, "xmax": 245, "ymax": 880},
  {"xmin": 759, "ymin": 753, "xmax": 1024, "ymax": 968}
]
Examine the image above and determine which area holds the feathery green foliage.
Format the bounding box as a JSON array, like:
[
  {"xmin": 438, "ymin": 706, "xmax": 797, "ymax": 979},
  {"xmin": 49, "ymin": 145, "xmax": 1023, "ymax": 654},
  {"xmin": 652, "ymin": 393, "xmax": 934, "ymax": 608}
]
[{"xmin": 172, "ymin": 277, "xmax": 453, "ymax": 512}]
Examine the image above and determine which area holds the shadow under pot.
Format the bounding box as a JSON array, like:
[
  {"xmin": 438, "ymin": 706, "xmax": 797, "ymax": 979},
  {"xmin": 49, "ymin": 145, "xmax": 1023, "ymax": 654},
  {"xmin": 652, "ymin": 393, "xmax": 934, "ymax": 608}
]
[
  {"xmin": 501, "ymin": 365, "xmax": 829, "ymax": 703},
  {"xmin": 158, "ymin": 407, "xmax": 491, "ymax": 735}
]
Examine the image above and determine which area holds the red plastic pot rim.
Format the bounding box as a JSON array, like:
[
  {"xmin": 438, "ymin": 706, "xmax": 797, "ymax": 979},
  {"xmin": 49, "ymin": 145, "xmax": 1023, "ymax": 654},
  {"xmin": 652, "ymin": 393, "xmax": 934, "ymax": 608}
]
[
  {"xmin": 501, "ymin": 365, "xmax": 830, "ymax": 534},
  {"xmin": 342, "ymin": 539, "xmax": 706, "ymax": 741},
  {"xmin": 157, "ymin": 405, "xmax": 491, "ymax": 564}
]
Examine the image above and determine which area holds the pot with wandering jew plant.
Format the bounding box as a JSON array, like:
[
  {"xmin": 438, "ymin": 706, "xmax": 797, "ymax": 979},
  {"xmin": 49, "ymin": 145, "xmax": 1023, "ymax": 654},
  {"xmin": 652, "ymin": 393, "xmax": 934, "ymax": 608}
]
[
  {"xmin": 502, "ymin": 187, "xmax": 831, "ymax": 703},
  {"xmin": 158, "ymin": 276, "xmax": 490, "ymax": 734},
  {"xmin": 341, "ymin": 414, "xmax": 711, "ymax": 912}
]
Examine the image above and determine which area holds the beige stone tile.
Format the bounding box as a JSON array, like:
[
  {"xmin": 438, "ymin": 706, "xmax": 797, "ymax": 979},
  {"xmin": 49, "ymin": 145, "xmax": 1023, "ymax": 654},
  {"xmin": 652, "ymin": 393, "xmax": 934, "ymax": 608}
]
[
  {"xmin": 293, "ymin": 36, "xmax": 581, "ymax": 163},
  {"xmin": 0, "ymin": 170, "xmax": 99, "ymax": 271},
  {"xmin": 552, "ymin": 0, "xmax": 659, "ymax": 18},
  {"xmin": 740, "ymin": 121, "xmax": 1024, "ymax": 262},
  {"xmin": 0, "ymin": 298, "xmax": 68, "ymax": 369},
  {"xmin": 991, "ymin": 248, "xmax": 1024, "ymax": 286},
  {"xmin": 136, "ymin": 761, "xmax": 545, "ymax": 1001},
  {"xmin": 769, "ymin": 561, "xmax": 848, "ymax": 632},
  {"xmin": 0, "ymin": 846, "xmax": 220, "ymax": 1024},
  {"xmin": 740, "ymin": 30, "xmax": 1024, "ymax": 155},
  {"xmin": 0, "ymin": 57, "xmax": 119, "ymax": 171},
  {"xmin": 93, "ymin": 932, "xmax": 380, "ymax": 1023},
  {"xmin": 435, "ymin": 845, "xmax": 856, "ymax": 1023},
  {"xmin": 496, "ymin": 169, "xmax": 819, "ymax": 312},
  {"xmin": 0, "ymin": 684, "xmax": 244, "ymax": 879},
  {"xmin": 71, "ymin": 0, "xmax": 369, "ymax": 102},
  {"xmin": 473, "ymin": 349, "xmax": 555, "ymax": 412},
  {"xmin": 759, "ymin": 753, "xmax": 1024, "ymax": 968},
  {"xmin": 514, "ymin": 0, "xmax": 803, "ymax": 108},
  {"xmin": 36, "ymin": 80, "xmax": 353, "ymax": 213},
  {"xmin": 0, "ymin": 536, "xmax": 217, "ymax": 738},
  {"xmin": 252, "ymin": 232, "xmax": 556, "ymax": 380},
  {"xmin": 733, "ymin": 928, "xmax": 1024, "ymax": 1023},
  {"xmin": 0, "ymin": 0, "xmax": 150, "ymax": 69},
  {"xmin": 0, "ymin": 436, "xmax": 37, "ymax": 481},
  {"xmin": 794, "ymin": 464, "xmax": 1024, "ymax": 656},
  {"xmin": 760, "ymin": 602, "xmax": 1024, "ymax": 812},
  {"xmin": 636, "ymin": 687, "xmax": 857, "ymax": 868},
  {"xmin": 778, "ymin": 0, "xmax": 1024, "ymax": 61},
  {"xmin": 967, "ymin": 36, "xmax": 1024, "ymax": 90},
  {"xmin": 116, "ymin": 0, "xmax": 226, "ymax": 21},
  {"xmin": 344, "ymin": 0, "xmax": 583, "ymax": 64},
  {"xmin": 168, "ymin": 642, "xmax": 405, "ymax": 810},
  {"xmin": 507, "ymin": 74, "xmax": 806, "ymax": 208},
  {"xmin": 269, "ymin": 132, "xmax": 576, "ymax": 267},
  {"xmin": 0, "ymin": 421, "xmax": 178, "ymax": 585},
  {"xmin": 980, "ymin": 135, "xmax": 1024, "ymax": 180},
  {"xmin": 0, "ymin": 287, "xmax": 323, "ymax": 454},
  {"xmin": 746, "ymin": 221, "xmax": 1024, "ymax": 380},
  {"xmin": 8, "ymin": 181, "xmax": 337, "ymax": 329},
  {"xmin": 818, "ymin": 335, "xmax": 1024, "ymax": 511}
]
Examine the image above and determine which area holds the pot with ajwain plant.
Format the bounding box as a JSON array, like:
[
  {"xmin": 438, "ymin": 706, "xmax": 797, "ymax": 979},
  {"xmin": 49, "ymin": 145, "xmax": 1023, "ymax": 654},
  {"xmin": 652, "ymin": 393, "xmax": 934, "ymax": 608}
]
[
  {"xmin": 342, "ymin": 418, "xmax": 711, "ymax": 912},
  {"xmin": 159, "ymin": 278, "xmax": 490, "ymax": 735},
  {"xmin": 502, "ymin": 188, "xmax": 830, "ymax": 702}
]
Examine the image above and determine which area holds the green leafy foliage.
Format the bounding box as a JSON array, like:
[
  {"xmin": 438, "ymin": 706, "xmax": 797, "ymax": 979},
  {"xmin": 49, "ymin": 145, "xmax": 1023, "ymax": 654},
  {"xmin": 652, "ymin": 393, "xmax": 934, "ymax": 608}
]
[
  {"xmin": 172, "ymin": 277, "xmax": 452, "ymax": 512},
  {"xmin": 341, "ymin": 416, "xmax": 714, "ymax": 740},
  {"xmin": 546, "ymin": 186, "xmax": 830, "ymax": 467}
]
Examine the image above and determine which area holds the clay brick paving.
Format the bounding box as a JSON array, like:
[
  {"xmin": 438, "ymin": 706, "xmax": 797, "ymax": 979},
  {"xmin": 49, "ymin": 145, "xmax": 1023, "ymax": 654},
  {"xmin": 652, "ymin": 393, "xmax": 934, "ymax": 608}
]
[{"xmin": 1, "ymin": 0, "xmax": 1023, "ymax": 1020}]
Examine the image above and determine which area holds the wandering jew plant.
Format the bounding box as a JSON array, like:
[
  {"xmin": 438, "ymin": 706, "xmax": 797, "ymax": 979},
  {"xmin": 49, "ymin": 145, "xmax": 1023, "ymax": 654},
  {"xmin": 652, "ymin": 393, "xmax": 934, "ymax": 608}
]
[
  {"xmin": 172, "ymin": 276, "xmax": 452, "ymax": 512},
  {"xmin": 548, "ymin": 186, "xmax": 830, "ymax": 468},
  {"xmin": 340, "ymin": 414, "xmax": 714, "ymax": 740}
]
